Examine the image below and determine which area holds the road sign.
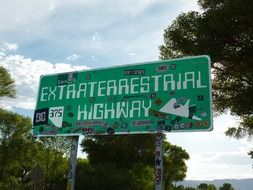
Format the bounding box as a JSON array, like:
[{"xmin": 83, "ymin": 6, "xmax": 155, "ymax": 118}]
[{"xmin": 33, "ymin": 55, "xmax": 212, "ymax": 136}]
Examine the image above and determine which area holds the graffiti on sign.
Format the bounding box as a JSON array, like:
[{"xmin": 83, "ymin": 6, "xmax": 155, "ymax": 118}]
[{"xmin": 33, "ymin": 56, "xmax": 212, "ymax": 136}]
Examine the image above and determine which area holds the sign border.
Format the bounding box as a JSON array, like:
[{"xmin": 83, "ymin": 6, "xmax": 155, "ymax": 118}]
[{"xmin": 33, "ymin": 55, "xmax": 213, "ymax": 137}]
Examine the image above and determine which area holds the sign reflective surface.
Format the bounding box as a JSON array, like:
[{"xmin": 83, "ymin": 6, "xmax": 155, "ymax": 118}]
[{"xmin": 33, "ymin": 55, "xmax": 212, "ymax": 136}]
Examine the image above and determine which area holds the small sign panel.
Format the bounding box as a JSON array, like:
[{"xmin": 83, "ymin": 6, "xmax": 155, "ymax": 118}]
[{"xmin": 33, "ymin": 55, "xmax": 212, "ymax": 136}]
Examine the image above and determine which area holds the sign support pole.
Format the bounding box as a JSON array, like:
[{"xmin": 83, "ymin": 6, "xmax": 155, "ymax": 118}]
[
  {"xmin": 155, "ymin": 132, "xmax": 163, "ymax": 190},
  {"xmin": 68, "ymin": 136, "xmax": 79, "ymax": 190}
]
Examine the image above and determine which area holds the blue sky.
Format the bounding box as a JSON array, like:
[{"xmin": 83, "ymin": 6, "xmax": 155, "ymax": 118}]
[{"xmin": 0, "ymin": 0, "xmax": 252, "ymax": 180}]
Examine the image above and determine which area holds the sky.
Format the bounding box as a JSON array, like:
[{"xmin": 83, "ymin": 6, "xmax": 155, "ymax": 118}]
[{"xmin": 0, "ymin": 0, "xmax": 252, "ymax": 181}]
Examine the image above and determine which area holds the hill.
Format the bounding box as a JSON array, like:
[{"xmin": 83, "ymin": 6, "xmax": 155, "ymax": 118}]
[{"xmin": 178, "ymin": 178, "xmax": 253, "ymax": 190}]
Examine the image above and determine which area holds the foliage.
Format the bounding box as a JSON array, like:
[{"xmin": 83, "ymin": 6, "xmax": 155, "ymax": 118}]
[
  {"xmin": 207, "ymin": 184, "xmax": 217, "ymax": 190},
  {"xmin": 81, "ymin": 134, "xmax": 189, "ymax": 190},
  {"xmin": 39, "ymin": 136, "xmax": 72, "ymax": 157},
  {"xmin": 0, "ymin": 66, "xmax": 15, "ymax": 98},
  {"xmin": 159, "ymin": 0, "xmax": 253, "ymax": 155},
  {"xmin": 197, "ymin": 183, "xmax": 209, "ymax": 190},
  {"xmin": 219, "ymin": 183, "xmax": 235, "ymax": 190},
  {"xmin": 37, "ymin": 136, "xmax": 71, "ymax": 190},
  {"xmin": 76, "ymin": 159, "xmax": 143, "ymax": 190},
  {"xmin": 82, "ymin": 134, "xmax": 155, "ymax": 168},
  {"xmin": 0, "ymin": 108, "xmax": 69, "ymax": 189},
  {"xmin": 170, "ymin": 183, "xmax": 234, "ymax": 190},
  {"xmin": 81, "ymin": 134, "xmax": 155, "ymax": 190},
  {"xmin": 0, "ymin": 66, "xmax": 70, "ymax": 189},
  {"xmin": 0, "ymin": 108, "xmax": 32, "ymax": 181},
  {"xmin": 248, "ymin": 149, "xmax": 253, "ymax": 159},
  {"xmin": 196, "ymin": 183, "xmax": 217, "ymax": 190},
  {"xmin": 174, "ymin": 185, "xmax": 187, "ymax": 190},
  {"xmin": 184, "ymin": 187, "xmax": 197, "ymax": 190},
  {"xmin": 163, "ymin": 141, "xmax": 190, "ymax": 190}
]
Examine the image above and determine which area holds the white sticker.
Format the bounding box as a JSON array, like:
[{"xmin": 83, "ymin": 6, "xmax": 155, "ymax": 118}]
[
  {"xmin": 49, "ymin": 106, "xmax": 64, "ymax": 127},
  {"xmin": 160, "ymin": 98, "xmax": 201, "ymax": 121}
]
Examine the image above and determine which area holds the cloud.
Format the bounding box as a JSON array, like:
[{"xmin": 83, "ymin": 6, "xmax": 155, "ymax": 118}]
[
  {"xmin": 0, "ymin": 52, "xmax": 89, "ymax": 110},
  {"xmin": 186, "ymin": 150, "xmax": 253, "ymax": 180},
  {"xmin": 3, "ymin": 42, "xmax": 18, "ymax": 51},
  {"xmin": 92, "ymin": 32, "xmax": 100, "ymax": 41},
  {"xmin": 0, "ymin": 0, "xmax": 159, "ymax": 33},
  {"xmin": 129, "ymin": 52, "xmax": 136, "ymax": 56},
  {"xmin": 166, "ymin": 112, "xmax": 253, "ymax": 180},
  {"xmin": 66, "ymin": 53, "xmax": 80, "ymax": 61},
  {"xmin": 91, "ymin": 32, "xmax": 102, "ymax": 49},
  {"xmin": 0, "ymin": 0, "xmax": 200, "ymax": 69},
  {"xmin": 1, "ymin": 42, "xmax": 18, "ymax": 53}
]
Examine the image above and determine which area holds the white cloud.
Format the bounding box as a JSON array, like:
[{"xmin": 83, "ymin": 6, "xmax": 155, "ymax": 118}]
[
  {"xmin": 0, "ymin": 0, "xmax": 55, "ymax": 30},
  {"xmin": 1, "ymin": 42, "xmax": 18, "ymax": 53},
  {"xmin": 92, "ymin": 32, "xmax": 100, "ymax": 41},
  {"xmin": 0, "ymin": 0, "xmax": 158, "ymax": 32},
  {"xmin": 3, "ymin": 42, "xmax": 18, "ymax": 51},
  {"xmin": 0, "ymin": 53, "xmax": 89, "ymax": 110},
  {"xmin": 166, "ymin": 113, "xmax": 253, "ymax": 180},
  {"xmin": 0, "ymin": 0, "xmax": 200, "ymax": 70},
  {"xmin": 186, "ymin": 150, "xmax": 253, "ymax": 180},
  {"xmin": 66, "ymin": 53, "xmax": 80, "ymax": 61},
  {"xmin": 129, "ymin": 52, "xmax": 136, "ymax": 56}
]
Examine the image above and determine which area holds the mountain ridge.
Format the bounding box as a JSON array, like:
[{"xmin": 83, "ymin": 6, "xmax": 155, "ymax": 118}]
[{"xmin": 177, "ymin": 178, "xmax": 253, "ymax": 190}]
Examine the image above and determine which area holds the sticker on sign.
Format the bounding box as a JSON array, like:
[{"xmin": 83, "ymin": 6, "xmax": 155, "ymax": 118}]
[
  {"xmin": 49, "ymin": 107, "xmax": 64, "ymax": 127},
  {"xmin": 33, "ymin": 55, "xmax": 213, "ymax": 136}
]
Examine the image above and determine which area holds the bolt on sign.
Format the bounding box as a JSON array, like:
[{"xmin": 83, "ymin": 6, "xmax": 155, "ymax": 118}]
[{"xmin": 33, "ymin": 55, "xmax": 212, "ymax": 136}]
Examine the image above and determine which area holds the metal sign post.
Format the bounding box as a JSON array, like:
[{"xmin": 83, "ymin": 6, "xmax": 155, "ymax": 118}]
[
  {"xmin": 32, "ymin": 56, "xmax": 213, "ymax": 190},
  {"xmin": 155, "ymin": 133, "xmax": 163, "ymax": 190},
  {"xmin": 68, "ymin": 136, "xmax": 79, "ymax": 190}
]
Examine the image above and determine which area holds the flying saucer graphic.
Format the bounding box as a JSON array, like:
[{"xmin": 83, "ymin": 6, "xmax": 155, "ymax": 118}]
[{"xmin": 159, "ymin": 98, "xmax": 201, "ymax": 120}]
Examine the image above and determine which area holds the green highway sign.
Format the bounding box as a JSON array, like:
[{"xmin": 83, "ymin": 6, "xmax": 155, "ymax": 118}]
[{"xmin": 33, "ymin": 55, "xmax": 212, "ymax": 136}]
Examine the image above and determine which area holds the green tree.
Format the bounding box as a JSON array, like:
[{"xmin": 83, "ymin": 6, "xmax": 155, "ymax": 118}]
[
  {"xmin": 174, "ymin": 185, "xmax": 186, "ymax": 190},
  {"xmin": 75, "ymin": 158, "xmax": 93, "ymax": 190},
  {"xmin": 208, "ymin": 184, "xmax": 217, "ymax": 190},
  {"xmin": 81, "ymin": 134, "xmax": 190, "ymax": 190},
  {"xmin": 0, "ymin": 108, "xmax": 32, "ymax": 187},
  {"xmin": 159, "ymin": 0, "xmax": 253, "ymax": 157},
  {"xmin": 0, "ymin": 66, "xmax": 15, "ymax": 98},
  {"xmin": 38, "ymin": 137, "xmax": 70, "ymax": 190},
  {"xmin": 82, "ymin": 135, "xmax": 154, "ymax": 168},
  {"xmin": 197, "ymin": 183, "xmax": 217, "ymax": 190},
  {"xmin": 219, "ymin": 183, "xmax": 235, "ymax": 190},
  {"xmin": 0, "ymin": 108, "xmax": 69, "ymax": 189},
  {"xmin": 0, "ymin": 66, "xmax": 69, "ymax": 189},
  {"xmin": 185, "ymin": 187, "xmax": 197, "ymax": 190},
  {"xmin": 163, "ymin": 141, "xmax": 190, "ymax": 190},
  {"xmin": 198, "ymin": 183, "xmax": 208, "ymax": 190},
  {"xmin": 81, "ymin": 134, "xmax": 155, "ymax": 190}
]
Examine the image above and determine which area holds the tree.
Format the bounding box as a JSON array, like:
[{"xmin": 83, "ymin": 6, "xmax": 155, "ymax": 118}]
[
  {"xmin": 208, "ymin": 184, "xmax": 217, "ymax": 190},
  {"xmin": 81, "ymin": 134, "xmax": 190, "ymax": 190},
  {"xmin": 0, "ymin": 66, "xmax": 69, "ymax": 189},
  {"xmin": 0, "ymin": 66, "xmax": 15, "ymax": 98},
  {"xmin": 0, "ymin": 109, "xmax": 31, "ymax": 180},
  {"xmin": 81, "ymin": 134, "xmax": 155, "ymax": 190},
  {"xmin": 82, "ymin": 135, "xmax": 154, "ymax": 169},
  {"xmin": 197, "ymin": 183, "xmax": 217, "ymax": 190},
  {"xmin": 219, "ymin": 183, "xmax": 235, "ymax": 190},
  {"xmin": 163, "ymin": 141, "xmax": 190, "ymax": 190},
  {"xmin": 0, "ymin": 110, "xmax": 49, "ymax": 189},
  {"xmin": 197, "ymin": 183, "xmax": 208, "ymax": 190},
  {"xmin": 185, "ymin": 187, "xmax": 197, "ymax": 190},
  {"xmin": 174, "ymin": 185, "xmax": 186, "ymax": 190},
  {"xmin": 0, "ymin": 108, "xmax": 69, "ymax": 189},
  {"xmin": 159, "ymin": 0, "xmax": 253, "ymax": 156},
  {"xmin": 36, "ymin": 137, "xmax": 70, "ymax": 190}
]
